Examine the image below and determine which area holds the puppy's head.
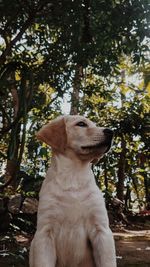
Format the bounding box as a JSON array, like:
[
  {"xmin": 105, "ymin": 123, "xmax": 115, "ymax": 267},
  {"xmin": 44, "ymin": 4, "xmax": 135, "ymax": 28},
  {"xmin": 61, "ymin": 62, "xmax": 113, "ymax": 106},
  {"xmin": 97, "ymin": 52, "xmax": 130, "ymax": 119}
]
[
  {"xmin": 65, "ymin": 115, "xmax": 113, "ymax": 162},
  {"xmin": 36, "ymin": 115, "xmax": 113, "ymax": 162}
]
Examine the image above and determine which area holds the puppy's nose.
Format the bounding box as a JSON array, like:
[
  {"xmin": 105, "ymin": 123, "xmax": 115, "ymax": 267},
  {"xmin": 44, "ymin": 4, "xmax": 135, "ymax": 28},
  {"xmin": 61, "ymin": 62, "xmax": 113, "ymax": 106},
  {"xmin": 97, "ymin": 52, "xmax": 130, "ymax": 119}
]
[{"xmin": 103, "ymin": 128, "xmax": 114, "ymax": 137}]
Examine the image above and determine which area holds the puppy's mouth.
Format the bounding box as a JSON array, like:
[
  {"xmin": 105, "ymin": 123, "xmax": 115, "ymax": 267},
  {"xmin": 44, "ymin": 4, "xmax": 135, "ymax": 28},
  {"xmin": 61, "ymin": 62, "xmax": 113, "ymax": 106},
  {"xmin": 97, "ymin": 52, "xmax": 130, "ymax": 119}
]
[{"xmin": 81, "ymin": 140, "xmax": 112, "ymax": 153}]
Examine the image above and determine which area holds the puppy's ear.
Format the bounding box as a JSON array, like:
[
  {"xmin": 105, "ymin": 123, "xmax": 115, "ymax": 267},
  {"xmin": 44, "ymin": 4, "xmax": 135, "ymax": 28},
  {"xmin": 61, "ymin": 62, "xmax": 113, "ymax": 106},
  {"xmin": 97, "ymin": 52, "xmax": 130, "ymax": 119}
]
[{"xmin": 36, "ymin": 117, "xmax": 67, "ymax": 153}]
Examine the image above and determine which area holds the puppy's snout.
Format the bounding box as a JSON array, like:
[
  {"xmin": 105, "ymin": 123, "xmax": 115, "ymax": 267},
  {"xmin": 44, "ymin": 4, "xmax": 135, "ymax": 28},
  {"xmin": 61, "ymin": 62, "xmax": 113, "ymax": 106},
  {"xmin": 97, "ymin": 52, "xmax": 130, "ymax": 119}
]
[{"xmin": 103, "ymin": 128, "xmax": 113, "ymax": 138}]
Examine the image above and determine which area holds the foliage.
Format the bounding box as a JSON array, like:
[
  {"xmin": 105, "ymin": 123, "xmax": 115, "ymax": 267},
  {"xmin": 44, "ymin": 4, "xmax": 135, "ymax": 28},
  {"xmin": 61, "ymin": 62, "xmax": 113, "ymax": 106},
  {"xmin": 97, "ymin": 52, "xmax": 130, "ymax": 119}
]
[
  {"xmin": 80, "ymin": 58, "xmax": 150, "ymax": 210},
  {"xmin": 0, "ymin": 0, "xmax": 150, "ymax": 215}
]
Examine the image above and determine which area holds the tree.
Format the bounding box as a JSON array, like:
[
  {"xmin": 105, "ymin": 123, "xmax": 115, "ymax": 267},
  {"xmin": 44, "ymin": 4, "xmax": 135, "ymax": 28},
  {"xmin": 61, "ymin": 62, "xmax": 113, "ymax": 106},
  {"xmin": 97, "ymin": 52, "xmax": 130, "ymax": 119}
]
[
  {"xmin": 80, "ymin": 56, "xmax": 150, "ymax": 209},
  {"xmin": 0, "ymin": 0, "xmax": 149, "ymax": 198}
]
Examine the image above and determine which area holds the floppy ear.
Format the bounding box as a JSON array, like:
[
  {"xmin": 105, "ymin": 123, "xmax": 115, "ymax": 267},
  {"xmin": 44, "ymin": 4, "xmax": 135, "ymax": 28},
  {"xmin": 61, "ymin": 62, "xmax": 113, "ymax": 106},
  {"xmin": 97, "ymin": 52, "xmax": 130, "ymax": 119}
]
[{"xmin": 36, "ymin": 117, "xmax": 67, "ymax": 153}]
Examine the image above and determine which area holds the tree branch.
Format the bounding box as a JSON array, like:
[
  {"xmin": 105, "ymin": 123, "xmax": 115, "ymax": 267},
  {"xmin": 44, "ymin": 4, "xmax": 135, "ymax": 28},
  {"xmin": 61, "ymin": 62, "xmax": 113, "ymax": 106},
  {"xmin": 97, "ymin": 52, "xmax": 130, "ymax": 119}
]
[
  {"xmin": 0, "ymin": 0, "xmax": 52, "ymax": 65},
  {"xmin": 0, "ymin": 14, "xmax": 35, "ymax": 65}
]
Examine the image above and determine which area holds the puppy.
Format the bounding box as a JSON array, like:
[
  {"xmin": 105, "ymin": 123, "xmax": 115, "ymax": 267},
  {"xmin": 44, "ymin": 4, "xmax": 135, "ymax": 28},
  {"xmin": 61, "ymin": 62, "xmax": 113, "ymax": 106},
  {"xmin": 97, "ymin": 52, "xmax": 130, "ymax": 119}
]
[{"xmin": 30, "ymin": 115, "xmax": 116, "ymax": 267}]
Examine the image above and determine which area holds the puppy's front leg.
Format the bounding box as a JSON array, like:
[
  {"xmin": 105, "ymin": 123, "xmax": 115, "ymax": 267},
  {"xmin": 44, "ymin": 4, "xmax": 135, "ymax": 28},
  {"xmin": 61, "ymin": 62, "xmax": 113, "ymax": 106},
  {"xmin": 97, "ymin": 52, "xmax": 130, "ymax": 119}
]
[
  {"xmin": 90, "ymin": 227, "xmax": 116, "ymax": 267},
  {"xmin": 29, "ymin": 231, "xmax": 56, "ymax": 267}
]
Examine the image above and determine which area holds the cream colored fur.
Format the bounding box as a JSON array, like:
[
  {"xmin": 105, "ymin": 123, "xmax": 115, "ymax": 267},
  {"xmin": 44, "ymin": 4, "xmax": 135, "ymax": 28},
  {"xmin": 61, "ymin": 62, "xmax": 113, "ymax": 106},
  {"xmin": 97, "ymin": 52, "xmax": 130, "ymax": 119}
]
[{"xmin": 29, "ymin": 115, "xmax": 116, "ymax": 267}]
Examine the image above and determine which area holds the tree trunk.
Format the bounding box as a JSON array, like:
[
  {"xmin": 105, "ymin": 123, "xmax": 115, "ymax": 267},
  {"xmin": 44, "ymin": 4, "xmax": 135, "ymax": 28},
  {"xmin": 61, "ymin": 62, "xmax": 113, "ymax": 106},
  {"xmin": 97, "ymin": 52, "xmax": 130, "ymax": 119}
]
[
  {"xmin": 104, "ymin": 158, "xmax": 108, "ymax": 191},
  {"xmin": 4, "ymin": 122, "xmax": 21, "ymax": 189},
  {"xmin": 70, "ymin": 65, "xmax": 83, "ymax": 115},
  {"xmin": 139, "ymin": 153, "xmax": 150, "ymax": 210},
  {"xmin": 144, "ymin": 175, "xmax": 150, "ymax": 210},
  {"xmin": 116, "ymin": 136, "xmax": 126, "ymax": 201},
  {"xmin": 2, "ymin": 72, "xmax": 27, "ymax": 190}
]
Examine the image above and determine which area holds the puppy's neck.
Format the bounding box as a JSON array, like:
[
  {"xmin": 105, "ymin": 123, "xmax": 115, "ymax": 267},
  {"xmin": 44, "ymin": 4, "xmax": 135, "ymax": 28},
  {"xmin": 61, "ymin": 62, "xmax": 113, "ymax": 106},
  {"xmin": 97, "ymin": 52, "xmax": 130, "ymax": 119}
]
[{"xmin": 49, "ymin": 153, "xmax": 94, "ymax": 191}]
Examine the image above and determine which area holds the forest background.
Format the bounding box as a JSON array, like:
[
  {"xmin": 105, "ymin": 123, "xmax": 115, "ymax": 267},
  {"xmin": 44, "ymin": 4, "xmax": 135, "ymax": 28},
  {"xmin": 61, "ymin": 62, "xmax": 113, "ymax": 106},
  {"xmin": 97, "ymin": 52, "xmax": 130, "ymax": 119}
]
[{"xmin": 0, "ymin": 0, "xmax": 150, "ymax": 238}]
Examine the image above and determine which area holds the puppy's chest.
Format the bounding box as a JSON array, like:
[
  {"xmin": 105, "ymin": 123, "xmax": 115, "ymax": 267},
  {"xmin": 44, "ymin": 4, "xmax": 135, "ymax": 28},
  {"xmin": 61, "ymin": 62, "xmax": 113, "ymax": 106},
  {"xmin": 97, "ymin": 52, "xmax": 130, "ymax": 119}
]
[
  {"xmin": 38, "ymin": 188, "xmax": 97, "ymax": 266},
  {"xmin": 54, "ymin": 194, "xmax": 88, "ymax": 223},
  {"xmin": 54, "ymin": 197, "xmax": 90, "ymax": 267}
]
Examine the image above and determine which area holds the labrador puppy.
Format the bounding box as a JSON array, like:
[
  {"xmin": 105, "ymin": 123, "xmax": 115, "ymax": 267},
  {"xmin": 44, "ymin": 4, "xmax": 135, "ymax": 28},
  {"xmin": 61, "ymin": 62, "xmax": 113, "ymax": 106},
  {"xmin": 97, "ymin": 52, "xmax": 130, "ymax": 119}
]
[{"xmin": 30, "ymin": 115, "xmax": 116, "ymax": 267}]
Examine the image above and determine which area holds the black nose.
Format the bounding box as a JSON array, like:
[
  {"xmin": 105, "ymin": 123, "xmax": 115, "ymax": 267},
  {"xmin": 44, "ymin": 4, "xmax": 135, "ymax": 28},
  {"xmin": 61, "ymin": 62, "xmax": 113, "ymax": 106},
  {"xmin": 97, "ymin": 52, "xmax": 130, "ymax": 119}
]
[{"xmin": 103, "ymin": 128, "xmax": 114, "ymax": 137}]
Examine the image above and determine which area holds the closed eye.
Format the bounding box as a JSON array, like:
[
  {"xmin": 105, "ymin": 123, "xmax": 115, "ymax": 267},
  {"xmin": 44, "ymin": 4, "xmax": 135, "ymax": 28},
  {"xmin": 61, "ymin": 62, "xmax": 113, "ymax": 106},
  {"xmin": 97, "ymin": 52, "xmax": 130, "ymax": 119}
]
[{"xmin": 76, "ymin": 121, "xmax": 88, "ymax": 127}]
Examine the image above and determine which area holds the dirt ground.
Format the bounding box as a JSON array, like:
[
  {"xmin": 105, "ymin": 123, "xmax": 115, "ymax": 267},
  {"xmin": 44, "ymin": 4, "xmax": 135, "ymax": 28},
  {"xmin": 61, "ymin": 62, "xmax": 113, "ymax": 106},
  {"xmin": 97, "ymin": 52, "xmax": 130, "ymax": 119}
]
[
  {"xmin": 116, "ymin": 240, "xmax": 150, "ymax": 267},
  {"xmin": 115, "ymin": 230, "xmax": 150, "ymax": 267},
  {"xmin": 0, "ymin": 230, "xmax": 150, "ymax": 267}
]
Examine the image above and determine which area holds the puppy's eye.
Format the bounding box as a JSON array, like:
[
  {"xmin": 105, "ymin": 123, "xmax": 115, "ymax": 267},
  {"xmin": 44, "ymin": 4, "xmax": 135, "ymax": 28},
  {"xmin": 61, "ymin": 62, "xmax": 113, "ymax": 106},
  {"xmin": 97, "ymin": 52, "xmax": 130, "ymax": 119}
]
[{"xmin": 76, "ymin": 121, "xmax": 88, "ymax": 127}]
